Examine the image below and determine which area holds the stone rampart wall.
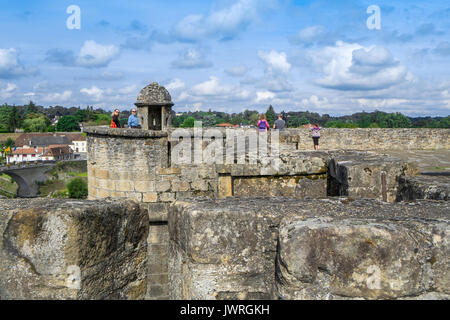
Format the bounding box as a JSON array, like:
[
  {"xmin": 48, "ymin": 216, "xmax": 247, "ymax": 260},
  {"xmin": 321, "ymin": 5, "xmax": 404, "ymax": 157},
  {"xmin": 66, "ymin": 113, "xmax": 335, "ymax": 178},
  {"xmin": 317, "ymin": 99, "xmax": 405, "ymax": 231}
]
[
  {"xmin": 82, "ymin": 126, "xmax": 448, "ymax": 301},
  {"xmin": 280, "ymin": 128, "xmax": 450, "ymax": 151},
  {"xmin": 167, "ymin": 127, "xmax": 450, "ymax": 151}
]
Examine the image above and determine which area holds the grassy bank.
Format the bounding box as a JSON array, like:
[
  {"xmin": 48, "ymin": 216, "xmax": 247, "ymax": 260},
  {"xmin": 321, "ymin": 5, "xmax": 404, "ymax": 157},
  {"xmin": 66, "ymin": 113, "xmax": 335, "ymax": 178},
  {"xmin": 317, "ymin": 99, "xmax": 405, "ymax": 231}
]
[
  {"xmin": 0, "ymin": 173, "xmax": 18, "ymax": 198},
  {"xmin": 40, "ymin": 161, "xmax": 87, "ymax": 198},
  {"xmin": 0, "ymin": 133, "xmax": 21, "ymax": 142}
]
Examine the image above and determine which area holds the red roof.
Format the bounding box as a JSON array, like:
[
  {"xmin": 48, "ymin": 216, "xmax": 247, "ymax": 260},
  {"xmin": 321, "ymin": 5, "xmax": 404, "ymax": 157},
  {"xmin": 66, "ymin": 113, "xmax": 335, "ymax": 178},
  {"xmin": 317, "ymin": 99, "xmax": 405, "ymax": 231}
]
[
  {"xmin": 216, "ymin": 123, "xmax": 239, "ymax": 127},
  {"xmin": 12, "ymin": 147, "xmax": 44, "ymax": 155}
]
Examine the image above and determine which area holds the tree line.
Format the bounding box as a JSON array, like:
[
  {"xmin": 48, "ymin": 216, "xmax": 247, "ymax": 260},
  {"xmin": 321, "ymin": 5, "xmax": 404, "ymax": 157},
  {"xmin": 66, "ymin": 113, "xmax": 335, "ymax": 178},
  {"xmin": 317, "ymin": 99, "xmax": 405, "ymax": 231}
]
[
  {"xmin": 0, "ymin": 101, "xmax": 116, "ymax": 133},
  {"xmin": 173, "ymin": 105, "xmax": 450, "ymax": 129},
  {"xmin": 0, "ymin": 102, "xmax": 448, "ymax": 133}
]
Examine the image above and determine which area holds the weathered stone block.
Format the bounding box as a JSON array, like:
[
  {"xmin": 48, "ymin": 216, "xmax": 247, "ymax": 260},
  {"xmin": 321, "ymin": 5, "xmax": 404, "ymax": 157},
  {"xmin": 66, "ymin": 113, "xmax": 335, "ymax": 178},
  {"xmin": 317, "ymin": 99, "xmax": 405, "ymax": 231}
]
[
  {"xmin": 168, "ymin": 198, "xmax": 285, "ymax": 300},
  {"xmin": 158, "ymin": 168, "xmax": 181, "ymax": 175},
  {"xmin": 191, "ymin": 179, "xmax": 209, "ymax": 191},
  {"xmin": 277, "ymin": 207, "xmax": 449, "ymax": 299},
  {"xmin": 233, "ymin": 175, "xmax": 327, "ymax": 199},
  {"xmin": 140, "ymin": 202, "xmax": 170, "ymax": 222},
  {"xmin": 156, "ymin": 181, "xmax": 171, "ymax": 192},
  {"xmin": 0, "ymin": 199, "xmax": 148, "ymax": 300},
  {"xmin": 159, "ymin": 192, "xmax": 175, "ymax": 202},
  {"xmin": 168, "ymin": 198, "xmax": 449, "ymax": 300},
  {"xmin": 218, "ymin": 176, "xmax": 232, "ymax": 198},
  {"xmin": 115, "ymin": 180, "xmax": 134, "ymax": 192},
  {"xmin": 171, "ymin": 180, "xmax": 190, "ymax": 192},
  {"xmin": 142, "ymin": 192, "xmax": 158, "ymax": 203},
  {"xmin": 135, "ymin": 181, "xmax": 156, "ymax": 193},
  {"xmin": 96, "ymin": 169, "xmax": 109, "ymax": 180},
  {"xmin": 329, "ymin": 152, "xmax": 410, "ymax": 202}
]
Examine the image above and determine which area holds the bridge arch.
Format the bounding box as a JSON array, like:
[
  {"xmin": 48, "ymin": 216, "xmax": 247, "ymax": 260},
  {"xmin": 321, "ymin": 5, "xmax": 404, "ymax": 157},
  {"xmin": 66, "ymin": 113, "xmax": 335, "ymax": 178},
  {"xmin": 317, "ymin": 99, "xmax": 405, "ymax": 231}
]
[{"xmin": 0, "ymin": 163, "xmax": 57, "ymax": 198}]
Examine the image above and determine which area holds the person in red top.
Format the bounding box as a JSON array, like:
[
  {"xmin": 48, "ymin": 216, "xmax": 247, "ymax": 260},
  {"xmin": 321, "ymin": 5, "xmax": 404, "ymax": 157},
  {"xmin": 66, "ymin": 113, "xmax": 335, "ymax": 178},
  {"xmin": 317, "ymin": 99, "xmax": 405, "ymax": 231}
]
[
  {"xmin": 257, "ymin": 114, "xmax": 270, "ymax": 132},
  {"xmin": 110, "ymin": 109, "xmax": 121, "ymax": 128}
]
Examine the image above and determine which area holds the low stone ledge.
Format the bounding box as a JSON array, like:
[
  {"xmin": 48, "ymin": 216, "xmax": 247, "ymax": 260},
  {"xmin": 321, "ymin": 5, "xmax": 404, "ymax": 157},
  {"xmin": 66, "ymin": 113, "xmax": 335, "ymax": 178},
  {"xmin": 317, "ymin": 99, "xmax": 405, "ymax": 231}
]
[
  {"xmin": 277, "ymin": 200, "xmax": 449, "ymax": 300},
  {"xmin": 397, "ymin": 175, "xmax": 450, "ymax": 201},
  {"xmin": 0, "ymin": 198, "xmax": 148, "ymax": 300},
  {"xmin": 84, "ymin": 126, "xmax": 168, "ymax": 138},
  {"xmin": 168, "ymin": 197, "xmax": 449, "ymax": 300},
  {"xmin": 328, "ymin": 152, "xmax": 415, "ymax": 202}
]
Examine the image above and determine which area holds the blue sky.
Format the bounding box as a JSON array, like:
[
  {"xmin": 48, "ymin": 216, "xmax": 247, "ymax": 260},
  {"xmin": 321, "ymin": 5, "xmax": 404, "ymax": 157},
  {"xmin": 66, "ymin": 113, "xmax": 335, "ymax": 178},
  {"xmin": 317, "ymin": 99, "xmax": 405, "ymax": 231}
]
[{"xmin": 0, "ymin": 0, "xmax": 449, "ymax": 116}]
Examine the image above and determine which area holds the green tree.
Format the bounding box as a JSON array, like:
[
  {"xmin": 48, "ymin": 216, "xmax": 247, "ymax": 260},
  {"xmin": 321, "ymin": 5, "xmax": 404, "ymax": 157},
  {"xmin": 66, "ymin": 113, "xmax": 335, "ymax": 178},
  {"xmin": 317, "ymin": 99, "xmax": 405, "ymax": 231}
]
[
  {"xmin": 180, "ymin": 116, "xmax": 196, "ymax": 128},
  {"xmin": 0, "ymin": 105, "xmax": 12, "ymax": 132},
  {"xmin": 23, "ymin": 113, "xmax": 51, "ymax": 132},
  {"xmin": 95, "ymin": 114, "xmax": 111, "ymax": 125},
  {"xmin": 249, "ymin": 112, "xmax": 260, "ymax": 126},
  {"xmin": 8, "ymin": 106, "xmax": 22, "ymax": 131},
  {"xmin": 230, "ymin": 115, "xmax": 244, "ymax": 125},
  {"xmin": 436, "ymin": 116, "xmax": 450, "ymax": 128},
  {"xmin": 67, "ymin": 178, "xmax": 88, "ymax": 199},
  {"xmin": 357, "ymin": 114, "xmax": 373, "ymax": 128},
  {"xmin": 56, "ymin": 115, "xmax": 80, "ymax": 132},
  {"xmin": 24, "ymin": 101, "xmax": 39, "ymax": 116},
  {"xmin": 325, "ymin": 120, "xmax": 345, "ymax": 128},
  {"xmin": 74, "ymin": 109, "xmax": 87, "ymax": 122},
  {"xmin": 265, "ymin": 105, "xmax": 276, "ymax": 126}
]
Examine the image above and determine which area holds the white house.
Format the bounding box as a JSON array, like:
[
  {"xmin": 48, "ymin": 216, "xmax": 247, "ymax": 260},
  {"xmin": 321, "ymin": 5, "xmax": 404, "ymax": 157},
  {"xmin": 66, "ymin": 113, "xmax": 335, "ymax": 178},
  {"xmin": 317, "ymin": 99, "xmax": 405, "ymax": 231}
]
[
  {"xmin": 8, "ymin": 147, "xmax": 44, "ymax": 164},
  {"xmin": 66, "ymin": 134, "xmax": 87, "ymax": 153}
]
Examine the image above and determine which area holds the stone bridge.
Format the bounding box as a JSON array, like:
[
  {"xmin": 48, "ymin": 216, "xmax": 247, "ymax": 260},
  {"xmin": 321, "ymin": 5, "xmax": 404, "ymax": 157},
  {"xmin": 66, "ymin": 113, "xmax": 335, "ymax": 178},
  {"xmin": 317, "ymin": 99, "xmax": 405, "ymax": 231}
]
[
  {"xmin": 0, "ymin": 162, "xmax": 57, "ymax": 198},
  {"xmin": 0, "ymin": 160, "xmax": 86, "ymax": 198}
]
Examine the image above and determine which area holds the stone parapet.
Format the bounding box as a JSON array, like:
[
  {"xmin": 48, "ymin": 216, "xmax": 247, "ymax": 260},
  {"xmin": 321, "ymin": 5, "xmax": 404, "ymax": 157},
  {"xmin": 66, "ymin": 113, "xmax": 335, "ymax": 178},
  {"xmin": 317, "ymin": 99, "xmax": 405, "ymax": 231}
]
[
  {"xmin": 0, "ymin": 199, "xmax": 148, "ymax": 300},
  {"xmin": 168, "ymin": 197, "xmax": 449, "ymax": 300},
  {"xmin": 279, "ymin": 128, "xmax": 450, "ymax": 151}
]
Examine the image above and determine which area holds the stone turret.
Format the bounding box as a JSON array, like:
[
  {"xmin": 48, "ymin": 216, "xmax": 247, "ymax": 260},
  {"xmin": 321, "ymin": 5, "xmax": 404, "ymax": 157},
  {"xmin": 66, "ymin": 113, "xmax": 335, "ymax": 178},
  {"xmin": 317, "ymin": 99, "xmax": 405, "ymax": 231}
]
[{"xmin": 135, "ymin": 82, "xmax": 174, "ymax": 131}]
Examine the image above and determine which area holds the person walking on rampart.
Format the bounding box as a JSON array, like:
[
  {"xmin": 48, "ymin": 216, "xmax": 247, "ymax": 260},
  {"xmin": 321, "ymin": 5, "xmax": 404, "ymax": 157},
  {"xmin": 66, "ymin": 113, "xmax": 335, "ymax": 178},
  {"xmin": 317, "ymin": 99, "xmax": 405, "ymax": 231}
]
[
  {"xmin": 257, "ymin": 114, "xmax": 270, "ymax": 133},
  {"xmin": 273, "ymin": 114, "xmax": 286, "ymax": 131},
  {"xmin": 127, "ymin": 108, "xmax": 141, "ymax": 128},
  {"xmin": 311, "ymin": 124, "xmax": 321, "ymax": 150},
  {"xmin": 111, "ymin": 109, "xmax": 121, "ymax": 128}
]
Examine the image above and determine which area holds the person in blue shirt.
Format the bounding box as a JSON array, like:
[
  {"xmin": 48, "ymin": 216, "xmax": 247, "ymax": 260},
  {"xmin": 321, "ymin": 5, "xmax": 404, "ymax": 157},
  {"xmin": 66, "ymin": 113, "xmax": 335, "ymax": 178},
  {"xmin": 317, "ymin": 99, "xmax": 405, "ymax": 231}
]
[{"xmin": 127, "ymin": 108, "xmax": 141, "ymax": 128}]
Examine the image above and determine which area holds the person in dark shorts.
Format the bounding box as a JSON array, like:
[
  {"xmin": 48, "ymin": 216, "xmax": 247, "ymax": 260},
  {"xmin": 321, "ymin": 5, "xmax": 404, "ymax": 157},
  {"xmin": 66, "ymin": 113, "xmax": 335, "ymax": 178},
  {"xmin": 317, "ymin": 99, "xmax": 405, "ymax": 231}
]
[
  {"xmin": 311, "ymin": 124, "xmax": 321, "ymax": 150},
  {"xmin": 273, "ymin": 114, "xmax": 286, "ymax": 131},
  {"xmin": 111, "ymin": 109, "xmax": 121, "ymax": 128}
]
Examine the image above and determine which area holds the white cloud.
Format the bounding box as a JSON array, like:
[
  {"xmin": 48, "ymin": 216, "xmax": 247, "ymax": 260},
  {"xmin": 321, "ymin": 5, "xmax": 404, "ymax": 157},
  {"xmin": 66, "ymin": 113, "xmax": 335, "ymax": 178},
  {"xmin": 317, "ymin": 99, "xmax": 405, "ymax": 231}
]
[
  {"xmin": 0, "ymin": 83, "xmax": 17, "ymax": 99},
  {"xmin": 172, "ymin": 0, "xmax": 277, "ymax": 41},
  {"xmin": 256, "ymin": 50, "xmax": 293, "ymax": 93},
  {"xmin": 225, "ymin": 65, "xmax": 249, "ymax": 77},
  {"xmin": 255, "ymin": 91, "xmax": 275, "ymax": 103},
  {"xmin": 41, "ymin": 90, "xmax": 72, "ymax": 103},
  {"xmin": 258, "ymin": 50, "xmax": 291, "ymax": 74},
  {"xmin": 290, "ymin": 25, "xmax": 329, "ymax": 46},
  {"xmin": 191, "ymin": 76, "xmax": 231, "ymax": 96},
  {"xmin": 80, "ymin": 86, "xmax": 104, "ymax": 101},
  {"xmin": 118, "ymin": 84, "xmax": 137, "ymax": 95},
  {"xmin": 76, "ymin": 40, "xmax": 120, "ymax": 68},
  {"xmin": 165, "ymin": 78, "xmax": 185, "ymax": 91},
  {"xmin": 171, "ymin": 47, "xmax": 212, "ymax": 69},
  {"xmin": 301, "ymin": 95, "xmax": 329, "ymax": 107},
  {"xmin": 0, "ymin": 48, "xmax": 37, "ymax": 78},
  {"xmin": 175, "ymin": 76, "xmax": 252, "ymax": 107},
  {"xmin": 312, "ymin": 41, "xmax": 412, "ymax": 91}
]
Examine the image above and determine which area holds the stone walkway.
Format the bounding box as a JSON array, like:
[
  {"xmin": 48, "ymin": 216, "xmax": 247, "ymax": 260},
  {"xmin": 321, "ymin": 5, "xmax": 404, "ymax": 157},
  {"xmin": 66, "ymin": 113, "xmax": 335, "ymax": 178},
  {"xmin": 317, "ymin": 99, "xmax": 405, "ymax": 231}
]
[{"xmin": 380, "ymin": 149, "xmax": 450, "ymax": 173}]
